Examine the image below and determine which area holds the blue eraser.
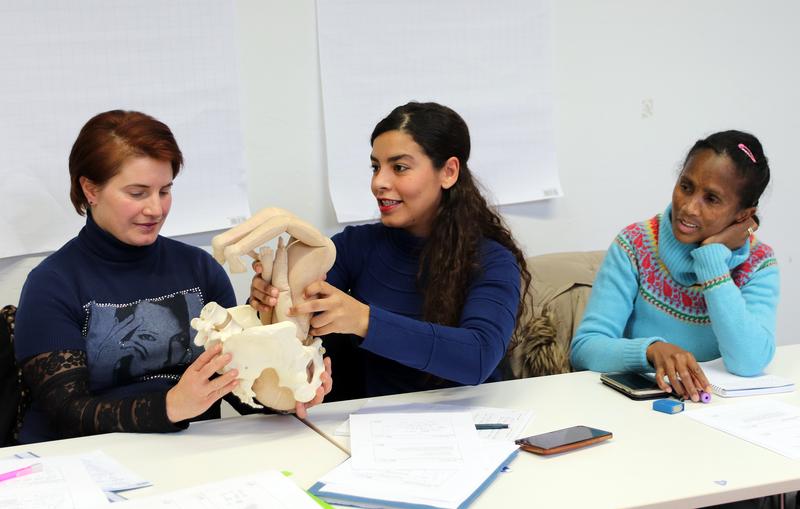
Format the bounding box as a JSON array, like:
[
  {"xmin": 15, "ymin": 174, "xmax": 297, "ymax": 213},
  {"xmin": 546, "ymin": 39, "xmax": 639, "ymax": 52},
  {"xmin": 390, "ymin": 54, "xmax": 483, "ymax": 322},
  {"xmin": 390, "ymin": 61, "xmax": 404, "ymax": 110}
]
[{"xmin": 652, "ymin": 399, "xmax": 684, "ymax": 414}]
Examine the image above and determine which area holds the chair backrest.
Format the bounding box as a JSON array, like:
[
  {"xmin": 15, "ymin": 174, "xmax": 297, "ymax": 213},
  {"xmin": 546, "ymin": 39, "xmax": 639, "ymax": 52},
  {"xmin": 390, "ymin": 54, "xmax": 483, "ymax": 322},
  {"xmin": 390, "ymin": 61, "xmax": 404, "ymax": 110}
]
[
  {"xmin": 0, "ymin": 305, "xmax": 29, "ymax": 446},
  {"xmin": 506, "ymin": 251, "xmax": 605, "ymax": 379}
]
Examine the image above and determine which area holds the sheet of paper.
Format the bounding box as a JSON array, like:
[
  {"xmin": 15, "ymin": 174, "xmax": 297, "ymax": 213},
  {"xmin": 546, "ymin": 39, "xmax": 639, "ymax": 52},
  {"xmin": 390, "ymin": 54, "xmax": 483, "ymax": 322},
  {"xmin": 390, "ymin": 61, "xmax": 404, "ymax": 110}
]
[
  {"xmin": 113, "ymin": 470, "xmax": 321, "ymax": 509},
  {"xmin": 335, "ymin": 400, "xmax": 533, "ymax": 441},
  {"xmin": 318, "ymin": 0, "xmax": 560, "ymax": 223},
  {"xmin": 0, "ymin": 457, "xmax": 109, "ymax": 509},
  {"xmin": 349, "ymin": 412, "xmax": 480, "ymax": 470},
  {"xmin": 78, "ymin": 450, "xmax": 151, "ymax": 493},
  {"xmin": 685, "ymin": 399, "xmax": 800, "ymax": 460},
  {"xmin": 0, "ymin": 0, "xmax": 248, "ymax": 258},
  {"xmin": 316, "ymin": 440, "xmax": 518, "ymax": 509}
]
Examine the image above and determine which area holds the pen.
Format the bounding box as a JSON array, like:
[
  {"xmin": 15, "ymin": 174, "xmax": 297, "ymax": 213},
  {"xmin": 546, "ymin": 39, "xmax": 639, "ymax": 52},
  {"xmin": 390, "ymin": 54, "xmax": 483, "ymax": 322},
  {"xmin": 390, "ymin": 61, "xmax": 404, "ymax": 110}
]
[
  {"xmin": 0, "ymin": 463, "xmax": 42, "ymax": 483},
  {"xmin": 671, "ymin": 390, "xmax": 711, "ymax": 404},
  {"xmin": 475, "ymin": 423, "xmax": 509, "ymax": 430}
]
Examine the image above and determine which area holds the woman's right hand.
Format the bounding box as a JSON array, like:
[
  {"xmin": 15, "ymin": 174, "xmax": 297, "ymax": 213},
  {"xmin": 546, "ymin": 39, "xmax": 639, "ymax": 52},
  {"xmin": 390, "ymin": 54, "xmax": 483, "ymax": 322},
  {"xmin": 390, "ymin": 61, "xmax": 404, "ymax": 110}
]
[
  {"xmin": 166, "ymin": 344, "xmax": 239, "ymax": 423},
  {"xmin": 646, "ymin": 342, "xmax": 711, "ymax": 402},
  {"xmin": 294, "ymin": 356, "xmax": 333, "ymax": 419},
  {"xmin": 249, "ymin": 260, "xmax": 278, "ymax": 314}
]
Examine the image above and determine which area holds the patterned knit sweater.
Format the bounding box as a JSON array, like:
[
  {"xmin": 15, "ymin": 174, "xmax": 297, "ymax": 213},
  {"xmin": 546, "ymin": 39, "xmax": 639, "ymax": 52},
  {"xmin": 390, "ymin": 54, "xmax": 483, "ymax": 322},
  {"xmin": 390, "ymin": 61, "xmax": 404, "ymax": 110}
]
[{"xmin": 570, "ymin": 205, "xmax": 779, "ymax": 376}]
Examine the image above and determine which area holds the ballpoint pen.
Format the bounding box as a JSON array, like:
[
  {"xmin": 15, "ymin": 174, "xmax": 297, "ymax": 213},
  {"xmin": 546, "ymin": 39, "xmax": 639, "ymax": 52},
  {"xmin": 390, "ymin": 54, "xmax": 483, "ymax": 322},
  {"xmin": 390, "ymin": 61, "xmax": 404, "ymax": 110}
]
[
  {"xmin": 475, "ymin": 423, "xmax": 509, "ymax": 430},
  {"xmin": 0, "ymin": 463, "xmax": 42, "ymax": 483}
]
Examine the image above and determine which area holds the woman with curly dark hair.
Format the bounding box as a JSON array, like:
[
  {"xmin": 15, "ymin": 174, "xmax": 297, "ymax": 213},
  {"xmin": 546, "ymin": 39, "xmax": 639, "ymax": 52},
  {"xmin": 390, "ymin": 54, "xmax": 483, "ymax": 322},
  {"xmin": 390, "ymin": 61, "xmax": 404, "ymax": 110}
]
[{"xmin": 250, "ymin": 101, "xmax": 531, "ymax": 399}]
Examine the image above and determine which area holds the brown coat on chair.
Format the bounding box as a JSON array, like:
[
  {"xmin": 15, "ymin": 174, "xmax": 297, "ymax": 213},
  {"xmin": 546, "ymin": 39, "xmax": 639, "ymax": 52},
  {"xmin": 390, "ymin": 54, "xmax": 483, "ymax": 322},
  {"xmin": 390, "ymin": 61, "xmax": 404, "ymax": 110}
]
[{"xmin": 507, "ymin": 251, "xmax": 605, "ymax": 378}]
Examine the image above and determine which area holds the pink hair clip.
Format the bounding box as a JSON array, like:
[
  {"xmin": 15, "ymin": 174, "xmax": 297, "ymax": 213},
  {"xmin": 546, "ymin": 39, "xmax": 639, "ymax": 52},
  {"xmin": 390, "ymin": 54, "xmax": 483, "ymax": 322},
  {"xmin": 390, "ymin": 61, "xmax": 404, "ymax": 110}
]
[{"xmin": 738, "ymin": 143, "xmax": 756, "ymax": 163}]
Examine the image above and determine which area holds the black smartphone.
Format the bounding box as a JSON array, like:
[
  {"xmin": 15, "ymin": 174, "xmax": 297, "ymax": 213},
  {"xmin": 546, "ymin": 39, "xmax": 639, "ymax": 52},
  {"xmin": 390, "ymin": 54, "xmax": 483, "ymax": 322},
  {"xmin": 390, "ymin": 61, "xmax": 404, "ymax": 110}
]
[
  {"xmin": 515, "ymin": 425, "xmax": 612, "ymax": 455},
  {"xmin": 600, "ymin": 372, "xmax": 669, "ymax": 400}
]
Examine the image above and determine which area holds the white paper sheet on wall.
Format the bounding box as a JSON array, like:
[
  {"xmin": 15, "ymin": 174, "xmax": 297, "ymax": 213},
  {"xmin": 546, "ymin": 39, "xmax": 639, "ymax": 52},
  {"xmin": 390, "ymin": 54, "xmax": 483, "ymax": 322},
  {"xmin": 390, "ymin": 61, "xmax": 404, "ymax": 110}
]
[
  {"xmin": 0, "ymin": 0, "xmax": 249, "ymax": 258},
  {"xmin": 317, "ymin": 0, "xmax": 561, "ymax": 223}
]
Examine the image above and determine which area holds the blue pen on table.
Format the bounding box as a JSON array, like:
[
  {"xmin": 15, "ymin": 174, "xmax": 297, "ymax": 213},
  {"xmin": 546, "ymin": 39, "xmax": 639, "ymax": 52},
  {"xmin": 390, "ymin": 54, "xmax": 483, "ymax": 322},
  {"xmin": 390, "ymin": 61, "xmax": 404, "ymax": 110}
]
[
  {"xmin": 475, "ymin": 423, "xmax": 509, "ymax": 430},
  {"xmin": 0, "ymin": 463, "xmax": 42, "ymax": 483}
]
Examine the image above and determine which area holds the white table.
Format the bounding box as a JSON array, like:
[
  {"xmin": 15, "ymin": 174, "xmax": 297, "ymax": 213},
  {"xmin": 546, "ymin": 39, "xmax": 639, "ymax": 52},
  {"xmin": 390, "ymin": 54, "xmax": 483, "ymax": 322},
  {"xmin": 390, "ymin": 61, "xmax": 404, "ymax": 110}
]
[
  {"xmin": 1, "ymin": 413, "xmax": 349, "ymax": 498},
  {"xmin": 304, "ymin": 344, "xmax": 800, "ymax": 508},
  {"xmin": 2, "ymin": 346, "xmax": 797, "ymax": 507}
]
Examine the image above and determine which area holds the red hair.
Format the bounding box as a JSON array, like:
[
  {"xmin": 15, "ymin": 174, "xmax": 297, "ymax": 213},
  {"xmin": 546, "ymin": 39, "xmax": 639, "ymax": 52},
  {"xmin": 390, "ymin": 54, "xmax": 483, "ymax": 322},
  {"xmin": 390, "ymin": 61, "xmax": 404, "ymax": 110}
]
[{"xmin": 68, "ymin": 110, "xmax": 183, "ymax": 215}]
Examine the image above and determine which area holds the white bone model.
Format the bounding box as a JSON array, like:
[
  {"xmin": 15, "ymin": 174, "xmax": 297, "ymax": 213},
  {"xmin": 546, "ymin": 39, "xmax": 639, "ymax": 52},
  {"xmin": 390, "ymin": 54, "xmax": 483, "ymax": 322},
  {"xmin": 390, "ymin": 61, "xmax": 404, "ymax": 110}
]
[{"xmin": 191, "ymin": 208, "xmax": 336, "ymax": 411}]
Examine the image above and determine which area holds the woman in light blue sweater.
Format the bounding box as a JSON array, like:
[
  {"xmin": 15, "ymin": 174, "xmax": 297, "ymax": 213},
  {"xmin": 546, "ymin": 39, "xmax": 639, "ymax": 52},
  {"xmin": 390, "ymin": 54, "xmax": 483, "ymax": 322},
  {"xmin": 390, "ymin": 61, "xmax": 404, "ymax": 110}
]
[{"xmin": 571, "ymin": 130, "xmax": 778, "ymax": 402}]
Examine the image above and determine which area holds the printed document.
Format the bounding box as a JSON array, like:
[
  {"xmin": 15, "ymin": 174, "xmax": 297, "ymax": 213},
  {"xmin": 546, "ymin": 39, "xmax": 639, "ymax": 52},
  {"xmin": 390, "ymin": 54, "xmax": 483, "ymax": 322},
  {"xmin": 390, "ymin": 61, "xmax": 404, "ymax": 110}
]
[
  {"xmin": 336, "ymin": 400, "xmax": 533, "ymax": 441},
  {"xmin": 685, "ymin": 399, "xmax": 800, "ymax": 460},
  {"xmin": 349, "ymin": 412, "xmax": 480, "ymax": 470}
]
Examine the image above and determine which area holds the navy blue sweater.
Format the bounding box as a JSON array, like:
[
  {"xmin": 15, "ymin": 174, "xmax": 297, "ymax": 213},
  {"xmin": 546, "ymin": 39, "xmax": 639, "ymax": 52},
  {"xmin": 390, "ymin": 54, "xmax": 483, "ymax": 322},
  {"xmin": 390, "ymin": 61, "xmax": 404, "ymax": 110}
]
[
  {"xmin": 326, "ymin": 224, "xmax": 521, "ymax": 398},
  {"xmin": 15, "ymin": 214, "xmax": 235, "ymax": 442}
]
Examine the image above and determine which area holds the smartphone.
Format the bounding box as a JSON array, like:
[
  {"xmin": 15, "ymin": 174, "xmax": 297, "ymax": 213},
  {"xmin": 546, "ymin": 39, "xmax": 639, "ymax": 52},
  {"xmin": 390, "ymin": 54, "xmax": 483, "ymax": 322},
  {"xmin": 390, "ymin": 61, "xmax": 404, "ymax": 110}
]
[
  {"xmin": 515, "ymin": 425, "xmax": 612, "ymax": 455},
  {"xmin": 600, "ymin": 372, "xmax": 669, "ymax": 400}
]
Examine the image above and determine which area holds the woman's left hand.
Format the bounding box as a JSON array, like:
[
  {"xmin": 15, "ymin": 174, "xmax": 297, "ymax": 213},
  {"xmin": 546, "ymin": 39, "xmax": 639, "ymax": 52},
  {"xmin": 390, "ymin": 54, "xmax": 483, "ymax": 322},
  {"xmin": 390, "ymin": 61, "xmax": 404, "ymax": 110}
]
[
  {"xmin": 294, "ymin": 357, "xmax": 333, "ymax": 419},
  {"xmin": 289, "ymin": 280, "xmax": 370, "ymax": 337},
  {"xmin": 702, "ymin": 217, "xmax": 757, "ymax": 250}
]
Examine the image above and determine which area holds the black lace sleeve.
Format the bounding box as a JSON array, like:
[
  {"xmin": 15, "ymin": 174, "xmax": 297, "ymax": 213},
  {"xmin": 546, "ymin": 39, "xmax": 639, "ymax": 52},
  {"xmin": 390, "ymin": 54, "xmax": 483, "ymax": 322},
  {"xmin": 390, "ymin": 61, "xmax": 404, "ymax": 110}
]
[{"xmin": 21, "ymin": 350, "xmax": 187, "ymax": 439}]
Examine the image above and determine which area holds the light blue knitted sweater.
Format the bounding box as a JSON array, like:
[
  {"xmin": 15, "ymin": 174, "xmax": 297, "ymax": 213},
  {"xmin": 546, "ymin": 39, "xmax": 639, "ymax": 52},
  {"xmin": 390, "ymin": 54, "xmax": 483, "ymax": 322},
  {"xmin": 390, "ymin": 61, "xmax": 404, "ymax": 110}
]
[{"xmin": 570, "ymin": 205, "xmax": 779, "ymax": 376}]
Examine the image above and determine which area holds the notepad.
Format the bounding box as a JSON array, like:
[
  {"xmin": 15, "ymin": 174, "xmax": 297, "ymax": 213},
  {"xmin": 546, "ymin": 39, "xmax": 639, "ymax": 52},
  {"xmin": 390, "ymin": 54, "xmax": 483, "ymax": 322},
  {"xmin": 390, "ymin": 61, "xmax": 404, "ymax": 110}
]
[{"xmin": 699, "ymin": 358, "xmax": 795, "ymax": 397}]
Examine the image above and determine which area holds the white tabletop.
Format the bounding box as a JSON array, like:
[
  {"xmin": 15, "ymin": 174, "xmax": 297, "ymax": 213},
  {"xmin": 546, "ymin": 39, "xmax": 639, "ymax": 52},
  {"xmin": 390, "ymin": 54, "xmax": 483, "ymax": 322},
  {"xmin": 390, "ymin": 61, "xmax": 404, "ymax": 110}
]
[
  {"xmin": 304, "ymin": 344, "xmax": 800, "ymax": 508},
  {"xmin": 2, "ymin": 346, "xmax": 797, "ymax": 507},
  {"xmin": 1, "ymin": 413, "xmax": 349, "ymax": 497}
]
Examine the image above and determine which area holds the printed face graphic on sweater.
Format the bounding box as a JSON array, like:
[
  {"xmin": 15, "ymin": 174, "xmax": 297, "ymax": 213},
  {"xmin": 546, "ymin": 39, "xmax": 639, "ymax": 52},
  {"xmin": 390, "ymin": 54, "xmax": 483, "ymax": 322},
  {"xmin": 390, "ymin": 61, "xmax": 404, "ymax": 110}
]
[{"xmin": 85, "ymin": 292, "xmax": 204, "ymax": 391}]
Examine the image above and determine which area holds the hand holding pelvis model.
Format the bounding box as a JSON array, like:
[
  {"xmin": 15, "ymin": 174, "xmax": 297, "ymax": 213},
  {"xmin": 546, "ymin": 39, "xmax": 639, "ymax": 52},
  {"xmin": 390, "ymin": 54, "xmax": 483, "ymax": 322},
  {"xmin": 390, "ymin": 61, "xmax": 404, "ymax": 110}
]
[{"xmin": 191, "ymin": 208, "xmax": 336, "ymax": 411}]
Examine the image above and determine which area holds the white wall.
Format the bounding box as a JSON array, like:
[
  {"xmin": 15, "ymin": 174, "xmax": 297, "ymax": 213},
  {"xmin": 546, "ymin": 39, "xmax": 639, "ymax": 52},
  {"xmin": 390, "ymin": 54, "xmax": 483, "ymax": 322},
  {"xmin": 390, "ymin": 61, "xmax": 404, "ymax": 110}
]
[{"xmin": 1, "ymin": 0, "xmax": 797, "ymax": 345}]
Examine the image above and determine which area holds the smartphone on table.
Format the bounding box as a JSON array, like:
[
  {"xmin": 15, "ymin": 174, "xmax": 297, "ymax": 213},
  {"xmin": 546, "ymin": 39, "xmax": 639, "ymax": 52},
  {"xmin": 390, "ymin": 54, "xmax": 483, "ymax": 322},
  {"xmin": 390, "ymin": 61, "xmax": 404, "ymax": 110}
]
[
  {"xmin": 600, "ymin": 372, "xmax": 669, "ymax": 400},
  {"xmin": 515, "ymin": 425, "xmax": 612, "ymax": 455}
]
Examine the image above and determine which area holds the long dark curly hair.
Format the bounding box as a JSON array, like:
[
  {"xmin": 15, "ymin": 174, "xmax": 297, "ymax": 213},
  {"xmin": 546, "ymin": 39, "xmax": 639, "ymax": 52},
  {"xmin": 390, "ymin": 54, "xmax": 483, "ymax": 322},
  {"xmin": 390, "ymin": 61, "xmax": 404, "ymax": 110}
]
[{"xmin": 371, "ymin": 102, "xmax": 531, "ymax": 327}]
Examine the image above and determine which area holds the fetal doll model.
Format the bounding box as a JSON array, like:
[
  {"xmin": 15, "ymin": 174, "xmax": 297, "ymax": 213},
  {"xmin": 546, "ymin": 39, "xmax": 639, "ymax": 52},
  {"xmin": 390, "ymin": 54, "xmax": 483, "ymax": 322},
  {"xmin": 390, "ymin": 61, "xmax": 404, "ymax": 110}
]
[{"xmin": 192, "ymin": 208, "xmax": 336, "ymax": 411}]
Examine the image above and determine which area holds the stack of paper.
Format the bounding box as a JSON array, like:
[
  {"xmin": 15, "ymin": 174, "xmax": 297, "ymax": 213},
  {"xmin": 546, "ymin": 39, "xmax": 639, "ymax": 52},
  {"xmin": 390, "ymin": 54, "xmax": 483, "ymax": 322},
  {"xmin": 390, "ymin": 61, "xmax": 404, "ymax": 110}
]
[
  {"xmin": 699, "ymin": 359, "xmax": 795, "ymax": 397},
  {"xmin": 310, "ymin": 412, "xmax": 518, "ymax": 509},
  {"xmin": 0, "ymin": 450, "xmax": 152, "ymax": 506},
  {"xmin": 0, "ymin": 457, "xmax": 110, "ymax": 508}
]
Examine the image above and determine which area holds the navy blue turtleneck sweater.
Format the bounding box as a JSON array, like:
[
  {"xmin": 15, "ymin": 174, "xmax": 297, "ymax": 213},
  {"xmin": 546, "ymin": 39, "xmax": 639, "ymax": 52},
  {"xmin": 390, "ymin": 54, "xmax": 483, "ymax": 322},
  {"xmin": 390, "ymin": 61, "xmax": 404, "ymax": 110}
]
[
  {"xmin": 325, "ymin": 223, "xmax": 521, "ymax": 398},
  {"xmin": 14, "ymin": 214, "xmax": 235, "ymax": 443}
]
